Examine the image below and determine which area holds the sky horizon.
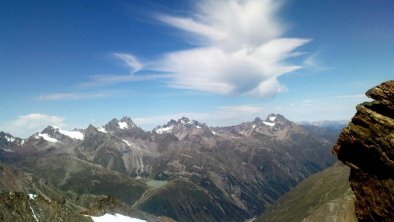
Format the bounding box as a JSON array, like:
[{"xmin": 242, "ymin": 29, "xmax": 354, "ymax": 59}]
[{"xmin": 1, "ymin": 0, "xmax": 393, "ymax": 138}]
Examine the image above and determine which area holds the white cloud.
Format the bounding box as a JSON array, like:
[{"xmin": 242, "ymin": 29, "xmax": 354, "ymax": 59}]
[
  {"xmin": 78, "ymin": 73, "xmax": 166, "ymax": 88},
  {"xmin": 2, "ymin": 114, "xmax": 65, "ymax": 138},
  {"xmin": 150, "ymin": 0, "xmax": 309, "ymax": 97},
  {"xmin": 39, "ymin": 91, "xmax": 126, "ymax": 101},
  {"xmin": 157, "ymin": 0, "xmax": 284, "ymax": 48},
  {"xmin": 76, "ymin": 0, "xmax": 310, "ymax": 98},
  {"xmin": 303, "ymin": 53, "xmax": 331, "ymax": 72},
  {"xmin": 112, "ymin": 53, "xmax": 143, "ymax": 73},
  {"xmin": 77, "ymin": 53, "xmax": 168, "ymax": 88}
]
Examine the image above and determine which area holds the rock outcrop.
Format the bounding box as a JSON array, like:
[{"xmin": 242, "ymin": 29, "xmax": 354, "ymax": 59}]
[{"xmin": 333, "ymin": 80, "xmax": 394, "ymax": 222}]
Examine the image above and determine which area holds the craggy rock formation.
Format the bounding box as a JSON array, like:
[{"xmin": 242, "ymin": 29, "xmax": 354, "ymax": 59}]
[{"xmin": 333, "ymin": 80, "xmax": 394, "ymax": 222}]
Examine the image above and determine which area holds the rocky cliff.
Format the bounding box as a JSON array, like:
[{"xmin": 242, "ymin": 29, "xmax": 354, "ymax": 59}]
[{"xmin": 333, "ymin": 80, "xmax": 394, "ymax": 222}]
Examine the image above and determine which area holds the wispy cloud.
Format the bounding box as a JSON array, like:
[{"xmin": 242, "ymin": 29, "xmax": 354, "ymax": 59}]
[
  {"xmin": 112, "ymin": 53, "xmax": 143, "ymax": 72},
  {"xmin": 77, "ymin": 74, "xmax": 166, "ymax": 88},
  {"xmin": 148, "ymin": 0, "xmax": 309, "ymax": 97},
  {"xmin": 1, "ymin": 113, "xmax": 65, "ymax": 138},
  {"xmin": 303, "ymin": 53, "xmax": 331, "ymax": 72},
  {"xmin": 77, "ymin": 53, "xmax": 168, "ymax": 88},
  {"xmin": 38, "ymin": 90, "xmax": 125, "ymax": 101},
  {"xmin": 76, "ymin": 0, "xmax": 310, "ymax": 98}
]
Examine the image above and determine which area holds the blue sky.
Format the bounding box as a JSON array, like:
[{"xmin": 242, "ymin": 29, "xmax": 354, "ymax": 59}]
[{"xmin": 1, "ymin": 0, "xmax": 393, "ymax": 138}]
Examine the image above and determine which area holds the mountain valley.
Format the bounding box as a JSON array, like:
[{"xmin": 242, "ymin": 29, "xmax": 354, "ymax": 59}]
[{"xmin": 0, "ymin": 114, "xmax": 340, "ymax": 221}]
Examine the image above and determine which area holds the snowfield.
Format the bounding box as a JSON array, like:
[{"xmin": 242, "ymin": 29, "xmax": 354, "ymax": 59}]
[
  {"xmin": 58, "ymin": 128, "xmax": 84, "ymax": 140},
  {"xmin": 90, "ymin": 213, "xmax": 147, "ymax": 222}
]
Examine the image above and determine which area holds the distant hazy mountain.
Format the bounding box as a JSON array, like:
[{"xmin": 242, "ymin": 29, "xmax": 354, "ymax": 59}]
[
  {"xmin": 0, "ymin": 114, "xmax": 339, "ymax": 222},
  {"xmin": 300, "ymin": 120, "xmax": 348, "ymax": 130}
]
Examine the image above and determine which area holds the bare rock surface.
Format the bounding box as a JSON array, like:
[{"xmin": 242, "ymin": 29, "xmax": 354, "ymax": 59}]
[{"xmin": 333, "ymin": 80, "xmax": 394, "ymax": 222}]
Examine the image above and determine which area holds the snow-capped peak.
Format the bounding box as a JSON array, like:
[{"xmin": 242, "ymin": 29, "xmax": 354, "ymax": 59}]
[
  {"xmin": 178, "ymin": 117, "xmax": 206, "ymax": 128},
  {"xmin": 153, "ymin": 117, "xmax": 205, "ymax": 135},
  {"xmin": 103, "ymin": 117, "xmax": 138, "ymax": 132},
  {"xmin": 263, "ymin": 114, "xmax": 277, "ymax": 127},
  {"xmin": 269, "ymin": 115, "xmax": 277, "ymax": 122},
  {"xmin": 39, "ymin": 126, "xmax": 84, "ymax": 140},
  {"xmin": 1, "ymin": 132, "xmax": 25, "ymax": 146},
  {"xmin": 5, "ymin": 135, "xmax": 15, "ymax": 143},
  {"xmin": 179, "ymin": 117, "xmax": 196, "ymax": 125}
]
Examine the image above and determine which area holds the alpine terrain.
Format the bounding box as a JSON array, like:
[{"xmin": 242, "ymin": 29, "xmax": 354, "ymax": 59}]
[{"xmin": 0, "ymin": 114, "xmax": 340, "ymax": 221}]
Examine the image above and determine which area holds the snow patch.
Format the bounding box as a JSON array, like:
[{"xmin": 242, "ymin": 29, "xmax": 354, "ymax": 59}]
[
  {"xmin": 58, "ymin": 128, "xmax": 84, "ymax": 140},
  {"xmin": 122, "ymin": 139, "xmax": 131, "ymax": 146},
  {"xmin": 252, "ymin": 124, "xmax": 256, "ymax": 129},
  {"xmin": 36, "ymin": 134, "xmax": 58, "ymax": 143},
  {"xmin": 97, "ymin": 127, "xmax": 107, "ymax": 133},
  {"xmin": 180, "ymin": 118, "xmax": 195, "ymax": 125},
  {"xmin": 211, "ymin": 130, "xmax": 216, "ymax": 135},
  {"xmin": 269, "ymin": 115, "xmax": 277, "ymax": 121},
  {"xmin": 1, "ymin": 148, "xmax": 14, "ymax": 152},
  {"xmin": 118, "ymin": 121, "xmax": 128, "ymax": 129},
  {"xmin": 90, "ymin": 213, "xmax": 147, "ymax": 222},
  {"xmin": 5, "ymin": 135, "xmax": 15, "ymax": 143},
  {"xmin": 29, "ymin": 205, "xmax": 39, "ymax": 222},
  {"xmin": 196, "ymin": 125, "xmax": 201, "ymax": 129},
  {"xmin": 155, "ymin": 125, "xmax": 174, "ymax": 134},
  {"xmin": 263, "ymin": 121, "xmax": 275, "ymax": 127},
  {"xmin": 29, "ymin": 193, "xmax": 38, "ymax": 200}
]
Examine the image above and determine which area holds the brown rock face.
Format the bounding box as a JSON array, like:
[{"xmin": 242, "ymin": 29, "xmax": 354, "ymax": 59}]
[{"xmin": 333, "ymin": 80, "xmax": 394, "ymax": 222}]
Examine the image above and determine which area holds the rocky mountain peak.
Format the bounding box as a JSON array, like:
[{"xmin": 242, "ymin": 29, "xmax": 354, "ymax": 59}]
[
  {"xmin": 333, "ymin": 80, "xmax": 394, "ymax": 221},
  {"xmin": 41, "ymin": 126, "xmax": 57, "ymax": 135},
  {"xmin": 39, "ymin": 126, "xmax": 84, "ymax": 141},
  {"xmin": 178, "ymin": 116, "xmax": 196, "ymax": 125},
  {"xmin": 251, "ymin": 114, "xmax": 289, "ymax": 128},
  {"xmin": 105, "ymin": 116, "xmax": 138, "ymax": 131},
  {"xmin": 154, "ymin": 117, "xmax": 207, "ymax": 134},
  {"xmin": 266, "ymin": 114, "xmax": 290, "ymax": 124},
  {"xmin": 253, "ymin": 117, "xmax": 263, "ymax": 124},
  {"xmin": 83, "ymin": 125, "xmax": 102, "ymax": 138},
  {"xmin": 120, "ymin": 116, "xmax": 137, "ymax": 127},
  {"xmin": 103, "ymin": 117, "xmax": 144, "ymax": 139},
  {"xmin": 0, "ymin": 132, "xmax": 17, "ymax": 143},
  {"xmin": 0, "ymin": 132, "xmax": 24, "ymax": 150},
  {"xmin": 153, "ymin": 117, "xmax": 213, "ymax": 141}
]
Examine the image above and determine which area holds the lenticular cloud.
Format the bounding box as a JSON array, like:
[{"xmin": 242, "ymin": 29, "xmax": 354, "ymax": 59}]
[{"xmin": 150, "ymin": 0, "xmax": 309, "ymax": 97}]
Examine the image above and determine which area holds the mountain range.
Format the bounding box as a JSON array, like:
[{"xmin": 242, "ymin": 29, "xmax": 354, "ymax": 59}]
[{"xmin": 0, "ymin": 114, "xmax": 342, "ymax": 221}]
